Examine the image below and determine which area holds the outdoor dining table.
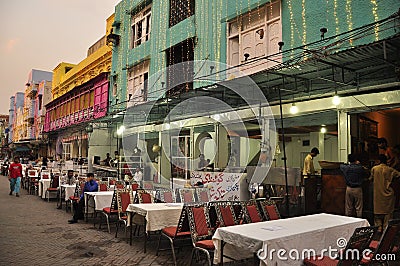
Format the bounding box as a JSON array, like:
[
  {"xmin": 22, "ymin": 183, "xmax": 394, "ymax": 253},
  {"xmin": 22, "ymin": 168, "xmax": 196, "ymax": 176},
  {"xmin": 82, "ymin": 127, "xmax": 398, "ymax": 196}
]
[
  {"xmin": 126, "ymin": 203, "xmax": 184, "ymax": 252},
  {"xmin": 57, "ymin": 184, "xmax": 76, "ymax": 209},
  {"xmin": 38, "ymin": 179, "xmax": 51, "ymax": 199},
  {"xmin": 212, "ymin": 213, "xmax": 369, "ymax": 266},
  {"xmin": 84, "ymin": 191, "xmax": 114, "ymax": 222}
]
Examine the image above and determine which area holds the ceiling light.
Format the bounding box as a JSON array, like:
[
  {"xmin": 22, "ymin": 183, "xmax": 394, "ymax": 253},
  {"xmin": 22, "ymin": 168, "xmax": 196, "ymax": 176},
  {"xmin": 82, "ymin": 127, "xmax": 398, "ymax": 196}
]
[{"xmin": 320, "ymin": 125, "xmax": 327, "ymax": 134}]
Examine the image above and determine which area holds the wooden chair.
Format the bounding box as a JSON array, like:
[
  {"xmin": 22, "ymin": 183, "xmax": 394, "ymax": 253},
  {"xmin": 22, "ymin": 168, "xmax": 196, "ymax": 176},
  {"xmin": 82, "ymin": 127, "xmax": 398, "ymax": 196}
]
[
  {"xmin": 46, "ymin": 175, "xmax": 59, "ymax": 202},
  {"xmin": 361, "ymin": 219, "xmax": 400, "ymax": 265},
  {"xmin": 195, "ymin": 188, "xmax": 210, "ymax": 203},
  {"xmin": 179, "ymin": 188, "xmax": 196, "ymax": 203},
  {"xmin": 115, "ymin": 188, "xmax": 134, "ymax": 238},
  {"xmin": 156, "ymin": 207, "xmax": 191, "ymax": 265},
  {"xmin": 241, "ymin": 200, "xmax": 264, "ymax": 223},
  {"xmin": 186, "ymin": 204, "xmax": 215, "ymax": 266},
  {"xmin": 259, "ymin": 199, "xmax": 281, "ymax": 221},
  {"xmin": 303, "ymin": 227, "xmax": 375, "ymax": 266}
]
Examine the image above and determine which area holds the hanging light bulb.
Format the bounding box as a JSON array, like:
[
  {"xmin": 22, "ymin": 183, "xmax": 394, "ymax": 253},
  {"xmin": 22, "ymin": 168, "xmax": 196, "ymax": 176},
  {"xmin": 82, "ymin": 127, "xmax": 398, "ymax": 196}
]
[
  {"xmin": 289, "ymin": 103, "xmax": 299, "ymax": 114},
  {"xmin": 320, "ymin": 125, "xmax": 327, "ymax": 134},
  {"xmin": 332, "ymin": 95, "xmax": 341, "ymax": 106}
]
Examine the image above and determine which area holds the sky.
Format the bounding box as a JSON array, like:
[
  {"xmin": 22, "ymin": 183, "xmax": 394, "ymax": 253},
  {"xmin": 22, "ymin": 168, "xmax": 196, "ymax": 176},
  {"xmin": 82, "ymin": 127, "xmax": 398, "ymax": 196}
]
[{"xmin": 0, "ymin": 0, "xmax": 121, "ymax": 115}]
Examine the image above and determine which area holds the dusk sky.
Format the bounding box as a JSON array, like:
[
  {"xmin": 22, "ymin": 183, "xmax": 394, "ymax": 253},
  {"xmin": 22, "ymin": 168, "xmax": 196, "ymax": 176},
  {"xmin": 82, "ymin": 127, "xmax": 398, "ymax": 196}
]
[{"xmin": 0, "ymin": 0, "xmax": 120, "ymax": 115}]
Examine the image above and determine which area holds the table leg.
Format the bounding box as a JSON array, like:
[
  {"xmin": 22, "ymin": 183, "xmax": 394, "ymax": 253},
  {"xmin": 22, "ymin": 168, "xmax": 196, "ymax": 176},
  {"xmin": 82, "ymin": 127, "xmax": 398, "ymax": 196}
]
[
  {"xmin": 85, "ymin": 195, "xmax": 89, "ymax": 222},
  {"xmin": 220, "ymin": 240, "xmax": 224, "ymax": 265},
  {"xmin": 143, "ymin": 219, "xmax": 147, "ymax": 253},
  {"xmin": 129, "ymin": 213, "xmax": 133, "ymax": 245}
]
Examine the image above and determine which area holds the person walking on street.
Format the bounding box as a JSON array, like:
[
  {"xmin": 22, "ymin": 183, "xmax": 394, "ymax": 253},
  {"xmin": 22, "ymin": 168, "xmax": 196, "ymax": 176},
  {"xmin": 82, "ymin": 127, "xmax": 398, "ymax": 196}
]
[
  {"xmin": 9, "ymin": 157, "xmax": 23, "ymax": 197},
  {"xmin": 68, "ymin": 173, "xmax": 98, "ymax": 224},
  {"xmin": 340, "ymin": 154, "xmax": 367, "ymax": 217},
  {"xmin": 370, "ymin": 154, "xmax": 400, "ymax": 232}
]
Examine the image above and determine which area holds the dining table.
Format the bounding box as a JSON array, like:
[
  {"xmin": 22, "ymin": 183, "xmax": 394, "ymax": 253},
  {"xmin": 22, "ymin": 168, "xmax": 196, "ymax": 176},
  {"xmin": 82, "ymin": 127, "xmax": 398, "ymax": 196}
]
[
  {"xmin": 126, "ymin": 202, "xmax": 184, "ymax": 252},
  {"xmin": 84, "ymin": 191, "xmax": 114, "ymax": 222},
  {"xmin": 57, "ymin": 184, "xmax": 76, "ymax": 209},
  {"xmin": 212, "ymin": 213, "xmax": 370, "ymax": 265},
  {"xmin": 38, "ymin": 179, "xmax": 51, "ymax": 199}
]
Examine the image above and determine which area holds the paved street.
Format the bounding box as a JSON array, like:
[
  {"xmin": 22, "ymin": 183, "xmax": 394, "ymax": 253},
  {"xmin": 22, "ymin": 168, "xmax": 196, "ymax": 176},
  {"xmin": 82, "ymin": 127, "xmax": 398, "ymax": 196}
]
[{"xmin": 0, "ymin": 175, "xmax": 204, "ymax": 266}]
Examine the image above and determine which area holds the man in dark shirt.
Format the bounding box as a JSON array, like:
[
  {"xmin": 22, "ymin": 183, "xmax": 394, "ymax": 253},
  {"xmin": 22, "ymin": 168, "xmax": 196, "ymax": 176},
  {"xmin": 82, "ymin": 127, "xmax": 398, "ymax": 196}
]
[
  {"xmin": 68, "ymin": 173, "xmax": 98, "ymax": 224},
  {"xmin": 340, "ymin": 154, "xmax": 367, "ymax": 217}
]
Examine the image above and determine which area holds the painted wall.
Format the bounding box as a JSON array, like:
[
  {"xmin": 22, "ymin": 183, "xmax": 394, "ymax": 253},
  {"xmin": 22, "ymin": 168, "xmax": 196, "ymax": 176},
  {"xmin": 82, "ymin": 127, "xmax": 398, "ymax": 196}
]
[{"xmin": 111, "ymin": 0, "xmax": 399, "ymax": 112}]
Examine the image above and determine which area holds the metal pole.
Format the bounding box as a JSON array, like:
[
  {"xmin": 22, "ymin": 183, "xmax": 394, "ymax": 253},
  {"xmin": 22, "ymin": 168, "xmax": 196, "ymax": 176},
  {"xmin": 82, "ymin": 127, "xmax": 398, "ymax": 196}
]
[{"xmin": 278, "ymin": 85, "xmax": 290, "ymax": 217}]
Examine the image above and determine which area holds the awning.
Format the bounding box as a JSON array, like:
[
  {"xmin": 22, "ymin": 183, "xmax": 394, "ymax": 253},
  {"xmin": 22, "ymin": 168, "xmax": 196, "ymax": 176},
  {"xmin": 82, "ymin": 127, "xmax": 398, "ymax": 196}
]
[{"xmin": 15, "ymin": 146, "xmax": 31, "ymax": 152}]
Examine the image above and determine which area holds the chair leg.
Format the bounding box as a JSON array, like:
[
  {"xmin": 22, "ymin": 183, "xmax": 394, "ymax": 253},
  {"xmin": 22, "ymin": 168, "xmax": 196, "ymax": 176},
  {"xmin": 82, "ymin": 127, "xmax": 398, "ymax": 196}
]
[
  {"xmin": 115, "ymin": 220, "xmax": 119, "ymax": 238},
  {"xmin": 189, "ymin": 247, "xmax": 196, "ymax": 266},
  {"xmin": 156, "ymin": 233, "xmax": 162, "ymax": 256},
  {"xmin": 169, "ymin": 238, "xmax": 177, "ymax": 266}
]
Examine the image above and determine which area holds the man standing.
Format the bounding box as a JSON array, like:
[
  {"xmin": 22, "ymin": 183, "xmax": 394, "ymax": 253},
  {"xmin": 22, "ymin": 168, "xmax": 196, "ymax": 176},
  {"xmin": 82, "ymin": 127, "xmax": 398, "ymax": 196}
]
[
  {"xmin": 9, "ymin": 157, "xmax": 23, "ymax": 197},
  {"xmin": 370, "ymin": 154, "xmax": 400, "ymax": 232},
  {"xmin": 303, "ymin": 147, "xmax": 320, "ymax": 177},
  {"xmin": 68, "ymin": 173, "xmax": 98, "ymax": 224},
  {"xmin": 340, "ymin": 154, "xmax": 367, "ymax": 217},
  {"xmin": 134, "ymin": 167, "xmax": 143, "ymax": 187}
]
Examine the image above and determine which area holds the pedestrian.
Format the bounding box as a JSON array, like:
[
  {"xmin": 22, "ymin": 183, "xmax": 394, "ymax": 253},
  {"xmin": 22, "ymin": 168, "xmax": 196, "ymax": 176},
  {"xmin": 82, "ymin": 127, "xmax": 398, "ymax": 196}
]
[
  {"xmin": 340, "ymin": 154, "xmax": 367, "ymax": 217},
  {"xmin": 370, "ymin": 154, "xmax": 400, "ymax": 232},
  {"xmin": 68, "ymin": 172, "xmax": 98, "ymax": 224},
  {"xmin": 9, "ymin": 157, "xmax": 23, "ymax": 197}
]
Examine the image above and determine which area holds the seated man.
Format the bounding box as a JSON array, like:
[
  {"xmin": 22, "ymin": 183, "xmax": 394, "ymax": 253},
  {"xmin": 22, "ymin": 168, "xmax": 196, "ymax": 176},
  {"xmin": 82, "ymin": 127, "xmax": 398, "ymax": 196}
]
[{"xmin": 68, "ymin": 173, "xmax": 98, "ymax": 224}]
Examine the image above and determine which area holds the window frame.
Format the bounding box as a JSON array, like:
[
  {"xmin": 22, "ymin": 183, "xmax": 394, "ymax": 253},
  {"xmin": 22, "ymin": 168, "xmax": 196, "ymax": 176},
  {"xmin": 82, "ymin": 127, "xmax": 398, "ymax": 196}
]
[{"xmin": 131, "ymin": 5, "xmax": 152, "ymax": 49}]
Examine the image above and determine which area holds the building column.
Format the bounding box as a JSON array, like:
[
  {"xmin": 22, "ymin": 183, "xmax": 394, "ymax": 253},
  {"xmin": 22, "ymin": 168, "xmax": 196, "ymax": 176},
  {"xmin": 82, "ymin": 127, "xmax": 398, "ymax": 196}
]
[{"xmin": 337, "ymin": 110, "xmax": 351, "ymax": 162}]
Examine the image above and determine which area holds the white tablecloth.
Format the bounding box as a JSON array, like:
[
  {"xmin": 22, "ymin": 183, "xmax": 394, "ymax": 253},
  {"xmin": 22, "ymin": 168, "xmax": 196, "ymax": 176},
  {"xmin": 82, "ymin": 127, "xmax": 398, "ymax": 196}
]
[
  {"xmin": 126, "ymin": 203, "xmax": 183, "ymax": 232},
  {"xmin": 84, "ymin": 191, "xmax": 114, "ymax": 212},
  {"xmin": 212, "ymin": 213, "xmax": 369, "ymax": 265},
  {"xmin": 38, "ymin": 179, "xmax": 51, "ymax": 199},
  {"xmin": 61, "ymin": 184, "xmax": 76, "ymax": 201}
]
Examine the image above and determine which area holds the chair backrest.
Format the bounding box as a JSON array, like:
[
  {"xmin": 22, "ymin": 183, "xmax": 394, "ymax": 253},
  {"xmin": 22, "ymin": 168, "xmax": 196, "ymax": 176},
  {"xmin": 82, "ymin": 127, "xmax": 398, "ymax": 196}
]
[
  {"xmin": 213, "ymin": 201, "xmax": 239, "ymax": 227},
  {"xmin": 50, "ymin": 175, "xmax": 59, "ymax": 189},
  {"xmin": 173, "ymin": 207, "xmax": 190, "ymax": 236},
  {"xmin": 372, "ymin": 219, "xmax": 400, "ymax": 261},
  {"xmin": 158, "ymin": 190, "xmax": 175, "ymax": 203},
  {"xmin": 259, "ymin": 199, "xmax": 281, "ymax": 221},
  {"xmin": 116, "ymin": 188, "xmax": 133, "ymax": 218},
  {"xmin": 41, "ymin": 172, "xmax": 50, "ymax": 180},
  {"xmin": 137, "ymin": 189, "xmax": 154, "ymax": 203},
  {"xmin": 143, "ymin": 181, "xmax": 154, "ymax": 190},
  {"xmin": 98, "ymin": 181, "xmax": 109, "ymax": 191},
  {"xmin": 130, "ymin": 183, "xmax": 139, "ymax": 191},
  {"xmin": 185, "ymin": 204, "xmax": 213, "ymax": 244},
  {"xmin": 195, "ymin": 188, "xmax": 210, "ymax": 203},
  {"xmin": 179, "ymin": 188, "xmax": 196, "ymax": 203},
  {"xmin": 337, "ymin": 230, "xmax": 375, "ymax": 266},
  {"xmin": 114, "ymin": 180, "xmax": 125, "ymax": 189},
  {"xmin": 28, "ymin": 170, "xmax": 38, "ymax": 177},
  {"xmin": 241, "ymin": 200, "xmax": 263, "ymax": 223}
]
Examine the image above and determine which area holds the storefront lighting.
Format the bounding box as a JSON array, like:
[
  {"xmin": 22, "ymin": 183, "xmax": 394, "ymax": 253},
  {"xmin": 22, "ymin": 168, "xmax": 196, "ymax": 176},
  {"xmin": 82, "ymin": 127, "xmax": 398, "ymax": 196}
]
[
  {"xmin": 289, "ymin": 103, "xmax": 298, "ymax": 114},
  {"xmin": 332, "ymin": 95, "xmax": 341, "ymax": 106},
  {"xmin": 320, "ymin": 125, "xmax": 327, "ymax": 134},
  {"xmin": 117, "ymin": 125, "xmax": 125, "ymax": 135}
]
